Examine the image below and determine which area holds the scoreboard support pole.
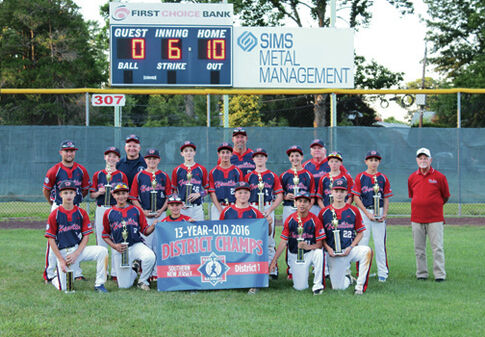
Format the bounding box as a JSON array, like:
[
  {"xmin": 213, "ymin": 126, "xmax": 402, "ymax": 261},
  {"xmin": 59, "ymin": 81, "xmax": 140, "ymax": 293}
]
[{"xmin": 223, "ymin": 95, "xmax": 229, "ymax": 128}]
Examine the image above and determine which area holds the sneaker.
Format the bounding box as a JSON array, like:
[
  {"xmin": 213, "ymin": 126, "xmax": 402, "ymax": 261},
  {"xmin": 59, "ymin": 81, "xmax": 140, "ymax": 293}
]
[
  {"xmin": 313, "ymin": 288, "xmax": 324, "ymax": 296},
  {"xmin": 354, "ymin": 289, "xmax": 364, "ymax": 295},
  {"xmin": 94, "ymin": 284, "xmax": 109, "ymax": 293},
  {"xmin": 247, "ymin": 288, "xmax": 259, "ymax": 295},
  {"xmin": 137, "ymin": 283, "xmax": 150, "ymax": 291},
  {"xmin": 378, "ymin": 276, "xmax": 387, "ymax": 283},
  {"xmin": 132, "ymin": 259, "xmax": 141, "ymax": 274},
  {"xmin": 75, "ymin": 276, "xmax": 87, "ymax": 281}
]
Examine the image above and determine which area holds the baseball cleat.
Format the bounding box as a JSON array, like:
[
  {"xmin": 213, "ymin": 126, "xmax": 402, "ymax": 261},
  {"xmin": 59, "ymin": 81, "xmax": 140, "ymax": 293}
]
[
  {"xmin": 378, "ymin": 277, "xmax": 387, "ymax": 282},
  {"xmin": 435, "ymin": 278, "xmax": 445, "ymax": 282},
  {"xmin": 137, "ymin": 283, "xmax": 150, "ymax": 291},
  {"xmin": 75, "ymin": 276, "xmax": 87, "ymax": 281},
  {"xmin": 110, "ymin": 276, "xmax": 118, "ymax": 282},
  {"xmin": 247, "ymin": 288, "xmax": 259, "ymax": 295},
  {"xmin": 94, "ymin": 285, "xmax": 109, "ymax": 293},
  {"xmin": 354, "ymin": 289, "xmax": 364, "ymax": 295},
  {"xmin": 270, "ymin": 274, "xmax": 278, "ymax": 280},
  {"xmin": 417, "ymin": 277, "xmax": 428, "ymax": 281},
  {"xmin": 132, "ymin": 259, "xmax": 141, "ymax": 274},
  {"xmin": 287, "ymin": 274, "xmax": 293, "ymax": 280},
  {"xmin": 313, "ymin": 288, "xmax": 324, "ymax": 296}
]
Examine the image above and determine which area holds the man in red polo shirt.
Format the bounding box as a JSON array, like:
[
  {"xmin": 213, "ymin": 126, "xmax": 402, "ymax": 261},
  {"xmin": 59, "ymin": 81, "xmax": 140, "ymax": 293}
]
[{"xmin": 408, "ymin": 147, "xmax": 450, "ymax": 282}]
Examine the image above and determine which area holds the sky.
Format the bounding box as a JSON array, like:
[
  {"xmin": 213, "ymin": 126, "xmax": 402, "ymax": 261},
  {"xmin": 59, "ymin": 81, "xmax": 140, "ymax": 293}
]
[{"xmin": 74, "ymin": 0, "xmax": 431, "ymax": 122}]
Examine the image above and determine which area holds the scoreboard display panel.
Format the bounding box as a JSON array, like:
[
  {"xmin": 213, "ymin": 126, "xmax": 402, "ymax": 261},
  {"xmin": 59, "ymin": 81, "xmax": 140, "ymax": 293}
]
[{"xmin": 110, "ymin": 25, "xmax": 232, "ymax": 86}]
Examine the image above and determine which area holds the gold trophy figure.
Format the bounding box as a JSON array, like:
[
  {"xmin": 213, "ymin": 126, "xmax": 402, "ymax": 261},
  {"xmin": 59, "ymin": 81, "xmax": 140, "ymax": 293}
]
[
  {"xmin": 120, "ymin": 221, "xmax": 130, "ymax": 268},
  {"xmin": 150, "ymin": 172, "xmax": 158, "ymax": 215},
  {"xmin": 185, "ymin": 168, "xmax": 193, "ymax": 208},
  {"xmin": 328, "ymin": 176, "xmax": 334, "ymax": 205},
  {"xmin": 372, "ymin": 175, "xmax": 381, "ymax": 219},
  {"xmin": 331, "ymin": 209, "xmax": 344, "ymax": 255},
  {"xmin": 257, "ymin": 172, "xmax": 265, "ymax": 213},
  {"xmin": 292, "ymin": 169, "xmax": 300, "ymax": 210},
  {"xmin": 103, "ymin": 167, "xmax": 112, "ymax": 206},
  {"xmin": 65, "ymin": 247, "xmax": 75, "ymax": 293},
  {"xmin": 296, "ymin": 215, "xmax": 305, "ymax": 264}
]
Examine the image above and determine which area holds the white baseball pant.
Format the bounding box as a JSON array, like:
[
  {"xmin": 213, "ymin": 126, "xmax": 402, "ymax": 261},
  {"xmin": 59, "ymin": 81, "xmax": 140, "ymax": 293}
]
[
  {"xmin": 327, "ymin": 245, "xmax": 373, "ymax": 292},
  {"xmin": 95, "ymin": 205, "xmax": 117, "ymax": 277},
  {"xmin": 112, "ymin": 242, "xmax": 156, "ymax": 288},
  {"xmin": 181, "ymin": 204, "xmax": 204, "ymax": 221},
  {"xmin": 210, "ymin": 204, "xmax": 222, "ymax": 220},
  {"xmin": 141, "ymin": 213, "xmax": 164, "ymax": 277},
  {"xmin": 359, "ymin": 208, "xmax": 389, "ymax": 279},
  {"xmin": 287, "ymin": 249, "xmax": 324, "ymax": 291}
]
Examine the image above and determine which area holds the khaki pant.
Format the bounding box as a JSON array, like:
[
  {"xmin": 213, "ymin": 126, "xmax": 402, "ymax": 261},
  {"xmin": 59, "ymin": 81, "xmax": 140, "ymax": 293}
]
[{"xmin": 411, "ymin": 222, "xmax": 446, "ymax": 280}]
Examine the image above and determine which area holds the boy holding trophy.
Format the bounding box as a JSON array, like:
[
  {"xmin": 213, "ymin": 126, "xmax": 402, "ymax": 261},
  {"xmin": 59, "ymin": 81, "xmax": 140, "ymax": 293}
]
[{"xmin": 316, "ymin": 152, "xmax": 353, "ymax": 208}]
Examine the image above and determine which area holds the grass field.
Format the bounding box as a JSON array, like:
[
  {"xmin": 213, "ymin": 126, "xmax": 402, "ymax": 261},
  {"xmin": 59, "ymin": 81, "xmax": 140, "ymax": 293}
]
[{"xmin": 1, "ymin": 226, "xmax": 484, "ymax": 336}]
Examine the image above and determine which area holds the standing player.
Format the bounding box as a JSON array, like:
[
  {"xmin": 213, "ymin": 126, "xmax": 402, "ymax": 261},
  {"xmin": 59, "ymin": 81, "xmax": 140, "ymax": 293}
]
[
  {"xmin": 269, "ymin": 192, "xmax": 325, "ymax": 295},
  {"xmin": 244, "ymin": 148, "xmax": 283, "ymax": 279},
  {"xmin": 172, "ymin": 141, "xmax": 209, "ymax": 221},
  {"xmin": 352, "ymin": 151, "xmax": 392, "ymax": 282},
  {"xmin": 90, "ymin": 146, "xmax": 128, "ymax": 280},
  {"xmin": 208, "ymin": 143, "xmax": 243, "ymax": 220},
  {"xmin": 320, "ymin": 179, "xmax": 373, "ymax": 295},
  {"xmin": 116, "ymin": 134, "xmax": 147, "ymax": 188},
  {"xmin": 43, "ymin": 140, "xmax": 90, "ymax": 283},
  {"xmin": 230, "ymin": 127, "xmax": 255, "ymax": 176},
  {"xmin": 102, "ymin": 183, "xmax": 156, "ymax": 291},
  {"xmin": 45, "ymin": 181, "xmax": 108, "ymax": 293},
  {"xmin": 317, "ymin": 152, "xmax": 353, "ymax": 209}
]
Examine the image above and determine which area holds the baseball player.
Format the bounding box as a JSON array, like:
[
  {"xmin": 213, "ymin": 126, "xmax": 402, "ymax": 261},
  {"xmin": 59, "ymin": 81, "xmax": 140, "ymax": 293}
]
[
  {"xmin": 208, "ymin": 142, "xmax": 243, "ymax": 220},
  {"xmin": 102, "ymin": 183, "xmax": 156, "ymax": 291},
  {"xmin": 90, "ymin": 146, "xmax": 128, "ymax": 280},
  {"xmin": 317, "ymin": 152, "xmax": 353, "ymax": 209},
  {"xmin": 244, "ymin": 148, "xmax": 283, "ymax": 279},
  {"xmin": 116, "ymin": 134, "xmax": 147, "ymax": 188},
  {"xmin": 43, "ymin": 140, "xmax": 90, "ymax": 283},
  {"xmin": 230, "ymin": 127, "xmax": 255, "ymax": 176},
  {"xmin": 45, "ymin": 180, "xmax": 108, "ymax": 293},
  {"xmin": 270, "ymin": 192, "xmax": 325, "ymax": 295},
  {"xmin": 319, "ymin": 179, "xmax": 373, "ymax": 295},
  {"xmin": 172, "ymin": 141, "xmax": 209, "ymax": 221},
  {"xmin": 303, "ymin": 139, "xmax": 347, "ymax": 216},
  {"xmin": 161, "ymin": 195, "xmax": 195, "ymax": 222},
  {"xmin": 352, "ymin": 150, "xmax": 393, "ymax": 282}
]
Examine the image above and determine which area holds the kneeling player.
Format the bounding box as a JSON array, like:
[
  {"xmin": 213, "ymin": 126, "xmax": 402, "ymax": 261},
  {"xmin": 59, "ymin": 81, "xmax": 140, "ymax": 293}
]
[
  {"xmin": 319, "ymin": 179, "xmax": 373, "ymax": 295},
  {"xmin": 270, "ymin": 193, "xmax": 325, "ymax": 295},
  {"xmin": 45, "ymin": 181, "xmax": 108, "ymax": 293},
  {"xmin": 102, "ymin": 183, "xmax": 156, "ymax": 291},
  {"xmin": 161, "ymin": 195, "xmax": 195, "ymax": 222}
]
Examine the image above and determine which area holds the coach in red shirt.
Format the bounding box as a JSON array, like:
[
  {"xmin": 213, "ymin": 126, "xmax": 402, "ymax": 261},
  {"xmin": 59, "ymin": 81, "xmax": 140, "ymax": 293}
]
[{"xmin": 408, "ymin": 147, "xmax": 450, "ymax": 282}]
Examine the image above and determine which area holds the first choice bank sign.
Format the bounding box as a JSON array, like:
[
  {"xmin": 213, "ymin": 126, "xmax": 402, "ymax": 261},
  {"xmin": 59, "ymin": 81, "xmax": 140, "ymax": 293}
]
[{"xmin": 110, "ymin": 2, "xmax": 354, "ymax": 89}]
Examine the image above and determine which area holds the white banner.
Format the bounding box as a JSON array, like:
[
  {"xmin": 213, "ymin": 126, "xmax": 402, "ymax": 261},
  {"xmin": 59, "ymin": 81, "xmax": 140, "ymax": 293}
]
[
  {"xmin": 233, "ymin": 27, "xmax": 354, "ymax": 88},
  {"xmin": 109, "ymin": 2, "xmax": 233, "ymax": 26}
]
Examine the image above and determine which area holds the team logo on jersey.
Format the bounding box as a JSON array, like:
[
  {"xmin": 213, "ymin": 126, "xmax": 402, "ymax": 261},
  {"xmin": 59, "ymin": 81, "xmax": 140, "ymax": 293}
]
[
  {"xmin": 44, "ymin": 177, "xmax": 50, "ymax": 184},
  {"xmin": 197, "ymin": 252, "xmax": 229, "ymax": 286},
  {"xmin": 428, "ymin": 179, "xmax": 437, "ymax": 184}
]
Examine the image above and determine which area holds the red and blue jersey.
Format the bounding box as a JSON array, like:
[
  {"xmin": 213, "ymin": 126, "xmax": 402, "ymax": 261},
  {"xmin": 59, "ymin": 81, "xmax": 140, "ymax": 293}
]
[
  {"xmin": 130, "ymin": 170, "xmax": 172, "ymax": 211},
  {"xmin": 90, "ymin": 169, "xmax": 128, "ymax": 206},
  {"xmin": 161, "ymin": 214, "xmax": 193, "ymax": 222},
  {"xmin": 208, "ymin": 165, "xmax": 243, "ymax": 204},
  {"xmin": 317, "ymin": 172, "xmax": 354, "ymax": 206},
  {"xmin": 281, "ymin": 212, "xmax": 325, "ymax": 254},
  {"xmin": 219, "ymin": 205, "xmax": 264, "ymax": 220},
  {"xmin": 102, "ymin": 205, "xmax": 149, "ymax": 246},
  {"xmin": 45, "ymin": 206, "xmax": 92, "ymax": 250},
  {"xmin": 244, "ymin": 169, "xmax": 283, "ymax": 204},
  {"xmin": 172, "ymin": 163, "xmax": 209, "ymax": 206},
  {"xmin": 319, "ymin": 205, "xmax": 365, "ymax": 251},
  {"xmin": 303, "ymin": 158, "xmax": 347, "ymax": 192},
  {"xmin": 43, "ymin": 162, "xmax": 90, "ymax": 206},
  {"xmin": 231, "ymin": 149, "xmax": 256, "ymax": 176},
  {"xmin": 352, "ymin": 171, "xmax": 393, "ymax": 208},
  {"xmin": 280, "ymin": 169, "xmax": 315, "ymax": 207}
]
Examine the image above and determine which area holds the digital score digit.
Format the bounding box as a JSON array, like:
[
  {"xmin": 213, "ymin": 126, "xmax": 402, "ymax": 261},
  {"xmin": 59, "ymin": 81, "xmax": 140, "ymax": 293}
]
[{"xmin": 110, "ymin": 26, "xmax": 232, "ymax": 86}]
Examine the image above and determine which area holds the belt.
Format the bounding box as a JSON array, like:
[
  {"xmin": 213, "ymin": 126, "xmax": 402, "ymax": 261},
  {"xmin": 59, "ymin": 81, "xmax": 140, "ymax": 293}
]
[{"xmin": 250, "ymin": 202, "xmax": 272, "ymax": 207}]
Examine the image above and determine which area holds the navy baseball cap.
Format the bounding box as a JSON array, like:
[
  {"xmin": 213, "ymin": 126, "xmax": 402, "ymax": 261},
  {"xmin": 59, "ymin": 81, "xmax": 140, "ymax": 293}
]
[
  {"xmin": 327, "ymin": 151, "xmax": 343, "ymax": 162},
  {"xmin": 252, "ymin": 148, "xmax": 268, "ymax": 157},
  {"xmin": 144, "ymin": 148, "xmax": 160, "ymax": 159},
  {"xmin": 232, "ymin": 127, "xmax": 247, "ymax": 136},
  {"xmin": 234, "ymin": 181, "xmax": 251, "ymax": 192},
  {"xmin": 310, "ymin": 139, "xmax": 325, "ymax": 148},
  {"xmin": 59, "ymin": 180, "xmax": 77, "ymax": 191},
  {"xmin": 294, "ymin": 192, "xmax": 312, "ymax": 201},
  {"xmin": 112, "ymin": 183, "xmax": 129, "ymax": 193},
  {"xmin": 217, "ymin": 142, "xmax": 233, "ymax": 152},
  {"xmin": 365, "ymin": 150, "xmax": 382, "ymax": 160},
  {"xmin": 286, "ymin": 145, "xmax": 303, "ymax": 156},
  {"xmin": 125, "ymin": 134, "xmax": 140, "ymax": 143},
  {"xmin": 180, "ymin": 141, "xmax": 196, "ymax": 151},
  {"xmin": 167, "ymin": 195, "xmax": 183, "ymax": 205},
  {"xmin": 332, "ymin": 178, "xmax": 347, "ymax": 190},
  {"xmin": 60, "ymin": 140, "xmax": 78, "ymax": 151},
  {"xmin": 104, "ymin": 146, "xmax": 120, "ymax": 157}
]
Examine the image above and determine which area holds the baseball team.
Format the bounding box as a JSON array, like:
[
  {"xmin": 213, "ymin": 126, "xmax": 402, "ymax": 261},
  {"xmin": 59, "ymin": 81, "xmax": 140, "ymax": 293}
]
[{"xmin": 42, "ymin": 128, "xmax": 450, "ymax": 294}]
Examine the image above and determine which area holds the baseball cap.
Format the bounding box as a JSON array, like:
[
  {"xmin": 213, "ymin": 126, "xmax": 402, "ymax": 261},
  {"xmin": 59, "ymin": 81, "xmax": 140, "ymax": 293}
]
[
  {"xmin": 252, "ymin": 148, "xmax": 268, "ymax": 157},
  {"xmin": 125, "ymin": 134, "xmax": 140, "ymax": 144},
  {"xmin": 232, "ymin": 127, "xmax": 247, "ymax": 136},
  {"xmin": 167, "ymin": 195, "xmax": 183, "ymax": 205},
  {"xmin": 180, "ymin": 141, "xmax": 196, "ymax": 152},
  {"xmin": 59, "ymin": 180, "xmax": 77, "ymax": 191},
  {"xmin": 365, "ymin": 150, "xmax": 382, "ymax": 160},
  {"xmin": 332, "ymin": 178, "xmax": 348, "ymax": 190},
  {"xmin": 234, "ymin": 181, "xmax": 251, "ymax": 192},
  {"xmin": 294, "ymin": 192, "xmax": 312, "ymax": 201},
  {"xmin": 310, "ymin": 139, "xmax": 325, "ymax": 148},
  {"xmin": 416, "ymin": 147, "xmax": 431, "ymax": 157},
  {"xmin": 217, "ymin": 142, "xmax": 233, "ymax": 153},
  {"xmin": 60, "ymin": 140, "xmax": 78, "ymax": 151},
  {"xmin": 286, "ymin": 145, "xmax": 303, "ymax": 156},
  {"xmin": 112, "ymin": 183, "xmax": 129, "ymax": 193},
  {"xmin": 144, "ymin": 148, "xmax": 160, "ymax": 159},
  {"xmin": 104, "ymin": 146, "xmax": 120, "ymax": 157},
  {"xmin": 327, "ymin": 151, "xmax": 343, "ymax": 162}
]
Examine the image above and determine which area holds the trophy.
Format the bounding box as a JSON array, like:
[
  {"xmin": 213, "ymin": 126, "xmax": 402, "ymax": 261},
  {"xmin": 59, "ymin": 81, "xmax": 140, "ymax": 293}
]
[
  {"xmin": 65, "ymin": 247, "xmax": 75, "ymax": 293},
  {"xmin": 150, "ymin": 172, "xmax": 158, "ymax": 215},
  {"xmin": 257, "ymin": 172, "xmax": 265, "ymax": 213},
  {"xmin": 372, "ymin": 175, "xmax": 381, "ymax": 219},
  {"xmin": 120, "ymin": 221, "xmax": 130, "ymax": 268},
  {"xmin": 185, "ymin": 168, "xmax": 193, "ymax": 208},
  {"xmin": 328, "ymin": 176, "xmax": 334, "ymax": 205},
  {"xmin": 296, "ymin": 215, "xmax": 305, "ymax": 264},
  {"xmin": 331, "ymin": 209, "xmax": 344, "ymax": 256},
  {"xmin": 103, "ymin": 167, "xmax": 112, "ymax": 206},
  {"xmin": 292, "ymin": 168, "xmax": 299, "ymax": 210}
]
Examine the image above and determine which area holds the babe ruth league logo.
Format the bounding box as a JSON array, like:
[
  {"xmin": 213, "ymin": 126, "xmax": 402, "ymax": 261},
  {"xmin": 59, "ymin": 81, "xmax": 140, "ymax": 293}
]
[{"xmin": 197, "ymin": 252, "xmax": 229, "ymax": 286}]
